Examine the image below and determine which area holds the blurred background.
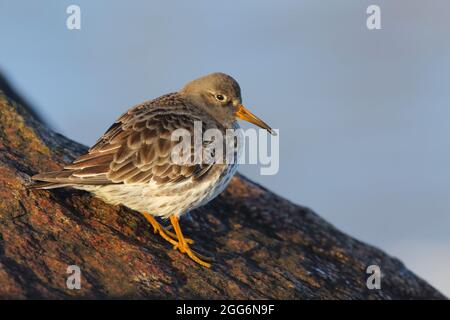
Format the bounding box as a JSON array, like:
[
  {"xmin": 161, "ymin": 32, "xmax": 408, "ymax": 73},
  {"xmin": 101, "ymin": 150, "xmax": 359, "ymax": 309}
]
[{"xmin": 0, "ymin": 0, "xmax": 449, "ymax": 295}]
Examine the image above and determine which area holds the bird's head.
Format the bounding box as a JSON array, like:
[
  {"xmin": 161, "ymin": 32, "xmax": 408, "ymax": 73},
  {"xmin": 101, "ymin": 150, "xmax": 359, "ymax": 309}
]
[{"xmin": 180, "ymin": 72, "xmax": 276, "ymax": 135}]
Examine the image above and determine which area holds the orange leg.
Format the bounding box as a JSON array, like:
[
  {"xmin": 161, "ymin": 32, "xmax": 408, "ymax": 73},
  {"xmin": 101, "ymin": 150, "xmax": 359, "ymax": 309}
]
[
  {"xmin": 163, "ymin": 225, "xmax": 194, "ymax": 245},
  {"xmin": 142, "ymin": 212, "xmax": 194, "ymax": 245},
  {"xmin": 170, "ymin": 215, "xmax": 212, "ymax": 268},
  {"xmin": 142, "ymin": 212, "xmax": 179, "ymax": 247}
]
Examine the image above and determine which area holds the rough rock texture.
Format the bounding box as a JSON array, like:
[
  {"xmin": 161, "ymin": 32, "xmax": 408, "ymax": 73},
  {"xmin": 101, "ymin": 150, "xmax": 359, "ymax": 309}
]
[{"xmin": 0, "ymin": 78, "xmax": 445, "ymax": 299}]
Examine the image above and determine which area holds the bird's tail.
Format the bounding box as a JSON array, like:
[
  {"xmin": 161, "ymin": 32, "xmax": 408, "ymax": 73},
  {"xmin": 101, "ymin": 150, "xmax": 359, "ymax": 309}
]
[
  {"xmin": 27, "ymin": 181, "xmax": 71, "ymax": 190},
  {"xmin": 28, "ymin": 170, "xmax": 74, "ymax": 190},
  {"xmin": 29, "ymin": 168, "xmax": 111, "ymax": 190}
]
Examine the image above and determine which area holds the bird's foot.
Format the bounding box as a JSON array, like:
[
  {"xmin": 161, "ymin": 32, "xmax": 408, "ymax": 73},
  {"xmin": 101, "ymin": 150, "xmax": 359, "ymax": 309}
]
[
  {"xmin": 142, "ymin": 212, "xmax": 193, "ymax": 245},
  {"xmin": 163, "ymin": 225, "xmax": 194, "ymax": 245},
  {"xmin": 170, "ymin": 215, "xmax": 213, "ymax": 268},
  {"xmin": 171, "ymin": 240, "xmax": 213, "ymax": 268},
  {"xmin": 142, "ymin": 212, "xmax": 212, "ymax": 267}
]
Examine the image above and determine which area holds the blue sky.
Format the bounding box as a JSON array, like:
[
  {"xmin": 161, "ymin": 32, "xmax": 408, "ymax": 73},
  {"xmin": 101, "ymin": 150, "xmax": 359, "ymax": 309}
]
[{"xmin": 1, "ymin": 0, "xmax": 449, "ymax": 296}]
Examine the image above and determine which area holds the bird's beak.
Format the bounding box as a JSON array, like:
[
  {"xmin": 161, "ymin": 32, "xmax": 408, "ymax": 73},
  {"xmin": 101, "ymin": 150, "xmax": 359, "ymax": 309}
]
[{"xmin": 235, "ymin": 105, "xmax": 277, "ymax": 136}]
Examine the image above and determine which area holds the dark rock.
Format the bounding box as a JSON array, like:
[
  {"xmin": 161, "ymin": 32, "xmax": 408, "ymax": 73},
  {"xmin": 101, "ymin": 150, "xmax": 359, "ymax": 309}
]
[{"xmin": 0, "ymin": 75, "xmax": 445, "ymax": 299}]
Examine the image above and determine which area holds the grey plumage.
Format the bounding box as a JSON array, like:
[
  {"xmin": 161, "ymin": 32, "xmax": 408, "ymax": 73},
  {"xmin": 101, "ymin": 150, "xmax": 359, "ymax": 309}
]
[
  {"xmin": 30, "ymin": 73, "xmax": 244, "ymax": 217},
  {"xmin": 30, "ymin": 72, "xmax": 275, "ymax": 267}
]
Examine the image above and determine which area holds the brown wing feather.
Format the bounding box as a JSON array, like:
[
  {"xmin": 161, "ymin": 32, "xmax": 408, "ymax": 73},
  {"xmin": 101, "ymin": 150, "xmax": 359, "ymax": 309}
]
[{"xmin": 32, "ymin": 94, "xmax": 218, "ymax": 187}]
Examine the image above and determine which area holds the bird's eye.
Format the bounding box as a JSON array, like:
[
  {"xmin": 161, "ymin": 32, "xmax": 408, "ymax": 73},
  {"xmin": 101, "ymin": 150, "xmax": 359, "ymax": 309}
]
[{"xmin": 215, "ymin": 94, "xmax": 226, "ymax": 102}]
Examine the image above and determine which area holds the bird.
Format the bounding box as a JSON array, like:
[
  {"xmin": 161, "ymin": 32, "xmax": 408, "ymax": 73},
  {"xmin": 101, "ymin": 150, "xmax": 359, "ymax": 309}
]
[{"xmin": 30, "ymin": 72, "xmax": 275, "ymax": 267}]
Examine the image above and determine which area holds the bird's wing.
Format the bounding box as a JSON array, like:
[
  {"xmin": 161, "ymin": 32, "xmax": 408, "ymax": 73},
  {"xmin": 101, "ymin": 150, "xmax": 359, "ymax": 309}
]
[{"xmin": 32, "ymin": 99, "xmax": 216, "ymax": 186}]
